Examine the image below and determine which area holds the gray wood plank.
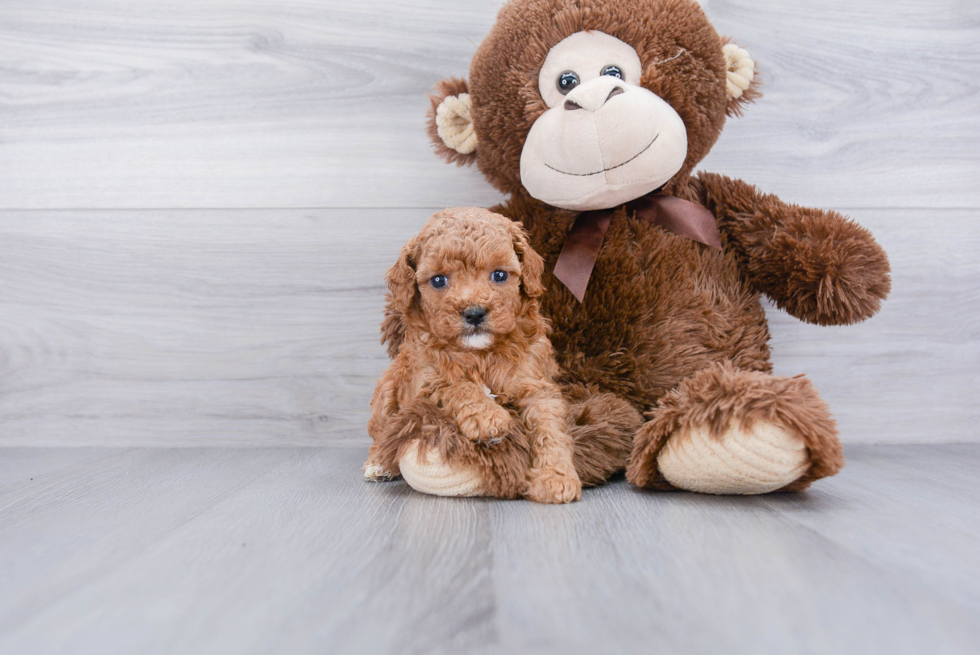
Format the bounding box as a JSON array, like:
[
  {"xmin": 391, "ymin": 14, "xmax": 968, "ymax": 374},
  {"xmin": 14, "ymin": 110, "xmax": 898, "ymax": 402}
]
[
  {"xmin": 0, "ymin": 448, "xmax": 290, "ymax": 630},
  {"xmin": 0, "ymin": 208, "xmax": 419, "ymax": 446},
  {"xmin": 697, "ymin": 0, "xmax": 980, "ymax": 209},
  {"xmin": 763, "ymin": 444, "xmax": 980, "ymax": 613},
  {"xmin": 0, "ymin": 207, "xmax": 975, "ymax": 446},
  {"xmin": 0, "ymin": 445, "xmax": 977, "ymax": 654},
  {"xmin": 0, "ymin": 447, "xmax": 118, "ymax": 488},
  {"xmin": 0, "ymin": 0, "xmax": 977, "ymax": 209},
  {"xmin": 0, "ymin": 448, "xmax": 498, "ymax": 655},
  {"xmin": 767, "ymin": 209, "xmax": 980, "ymax": 443},
  {"xmin": 487, "ymin": 465, "xmax": 980, "ymax": 654}
]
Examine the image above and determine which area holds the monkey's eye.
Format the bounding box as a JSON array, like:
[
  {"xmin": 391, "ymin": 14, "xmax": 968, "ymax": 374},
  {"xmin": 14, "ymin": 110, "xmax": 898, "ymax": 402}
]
[
  {"xmin": 601, "ymin": 65, "xmax": 623, "ymax": 79},
  {"xmin": 557, "ymin": 71, "xmax": 580, "ymax": 95},
  {"xmin": 491, "ymin": 270, "xmax": 509, "ymax": 283},
  {"xmin": 430, "ymin": 275, "xmax": 448, "ymax": 289}
]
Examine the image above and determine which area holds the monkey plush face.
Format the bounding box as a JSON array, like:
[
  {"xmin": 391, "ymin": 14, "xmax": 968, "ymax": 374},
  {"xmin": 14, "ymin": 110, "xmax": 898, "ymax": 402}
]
[
  {"xmin": 427, "ymin": 0, "xmax": 759, "ymax": 211},
  {"xmin": 521, "ymin": 30, "xmax": 688, "ymax": 210}
]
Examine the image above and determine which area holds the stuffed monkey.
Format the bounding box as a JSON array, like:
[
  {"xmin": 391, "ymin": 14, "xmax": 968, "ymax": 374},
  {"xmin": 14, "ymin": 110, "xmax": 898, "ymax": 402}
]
[{"xmin": 389, "ymin": 0, "xmax": 891, "ymax": 495}]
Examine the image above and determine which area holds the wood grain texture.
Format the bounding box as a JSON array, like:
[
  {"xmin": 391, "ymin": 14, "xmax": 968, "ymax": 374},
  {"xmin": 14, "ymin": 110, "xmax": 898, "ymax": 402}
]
[
  {"xmin": 0, "ymin": 448, "xmax": 289, "ymax": 630},
  {"xmin": 768, "ymin": 209, "xmax": 980, "ymax": 443},
  {"xmin": 0, "ymin": 207, "xmax": 975, "ymax": 446},
  {"xmin": 0, "ymin": 445, "xmax": 978, "ymax": 654},
  {"xmin": 1, "ymin": 0, "xmax": 977, "ymax": 209},
  {"xmin": 0, "ymin": 209, "xmax": 414, "ymax": 445}
]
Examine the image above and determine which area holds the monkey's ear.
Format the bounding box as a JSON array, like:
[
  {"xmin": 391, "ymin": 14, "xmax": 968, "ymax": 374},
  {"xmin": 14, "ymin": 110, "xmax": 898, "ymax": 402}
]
[
  {"xmin": 381, "ymin": 236, "xmax": 421, "ymax": 356},
  {"xmin": 510, "ymin": 221, "xmax": 545, "ymax": 299},
  {"xmin": 722, "ymin": 41, "xmax": 761, "ymax": 117},
  {"xmin": 427, "ymin": 77, "xmax": 478, "ymax": 166}
]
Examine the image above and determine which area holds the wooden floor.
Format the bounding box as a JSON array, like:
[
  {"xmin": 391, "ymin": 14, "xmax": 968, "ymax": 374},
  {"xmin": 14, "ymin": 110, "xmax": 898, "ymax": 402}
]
[{"xmin": 1, "ymin": 444, "xmax": 978, "ymax": 654}]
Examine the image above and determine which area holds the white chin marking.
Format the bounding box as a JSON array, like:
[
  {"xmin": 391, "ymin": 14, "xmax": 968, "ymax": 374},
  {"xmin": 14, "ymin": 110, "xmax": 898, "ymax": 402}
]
[{"xmin": 461, "ymin": 333, "xmax": 493, "ymax": 350}]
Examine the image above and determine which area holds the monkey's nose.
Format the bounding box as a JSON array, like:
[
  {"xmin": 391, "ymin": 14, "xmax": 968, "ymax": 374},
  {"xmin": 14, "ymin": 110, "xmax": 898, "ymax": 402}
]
[
  {"xmin": 462, "ymin": 306, "xmax": 487, "ymax": 326},
  {"xmin": 564, "ymin": 77, "xmax": 625, "ymax": 112}
]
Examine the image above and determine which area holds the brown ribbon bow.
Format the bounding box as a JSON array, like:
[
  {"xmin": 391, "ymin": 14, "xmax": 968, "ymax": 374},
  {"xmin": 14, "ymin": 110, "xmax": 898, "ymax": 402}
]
[{"xmin": 553, "ymin": 192, "xmax": 723, "ymax": 303}]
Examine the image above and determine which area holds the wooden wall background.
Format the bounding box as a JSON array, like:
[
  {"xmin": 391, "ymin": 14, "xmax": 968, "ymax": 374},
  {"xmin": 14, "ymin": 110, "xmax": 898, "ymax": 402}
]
[{"xmin": 0, "ymin": 0, "xmax": 977, "ymax": 446}]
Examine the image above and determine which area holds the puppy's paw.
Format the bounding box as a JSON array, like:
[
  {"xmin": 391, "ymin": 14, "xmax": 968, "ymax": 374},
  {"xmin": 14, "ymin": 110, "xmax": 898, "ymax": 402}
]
[
  {"xmin": 526, "ymin": 465, "xmax": 582, "ymax": 504},
  {"xmin": 363, "ymin": 462, "xmax": 394, "ymax": 482},
  {"xmin": 459, "ymin": 404, "xmax": 512, "ymax": 444}
]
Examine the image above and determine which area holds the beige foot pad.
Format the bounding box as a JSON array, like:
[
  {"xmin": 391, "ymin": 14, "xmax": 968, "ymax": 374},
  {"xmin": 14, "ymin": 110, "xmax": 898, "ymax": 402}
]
[
  {"xmin": 398, "ymin": 442, "xmax": 486, "ymax": 498},
  {"xmin": 657, "ymin": 420, "xmax": 809, "ymax": 495}
]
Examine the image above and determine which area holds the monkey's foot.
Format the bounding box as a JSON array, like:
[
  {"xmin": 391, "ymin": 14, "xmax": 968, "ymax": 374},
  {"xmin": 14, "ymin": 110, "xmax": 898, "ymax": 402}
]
[
  {"xmin": 655, "ymin": 420, "xmax": 809, "ymax": 494},
  {"xmin": 399, "ymin": 441, "xmax": 487, "ymax": 498},
  {"xmin": 626, "ymin": 362, "xmax": 844, "ymax": 494}
]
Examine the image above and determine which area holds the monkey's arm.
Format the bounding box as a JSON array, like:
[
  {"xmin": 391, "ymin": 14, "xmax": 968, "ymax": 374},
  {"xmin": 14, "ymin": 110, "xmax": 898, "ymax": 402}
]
[{"xmin": 696, "ymin": 172, "xmax": 891, "ymax": 326}]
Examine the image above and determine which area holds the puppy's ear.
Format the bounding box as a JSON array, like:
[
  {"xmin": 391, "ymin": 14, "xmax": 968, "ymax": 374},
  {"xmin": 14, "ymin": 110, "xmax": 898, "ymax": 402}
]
[
  {"xmin": 510, "ymin": 222, "xmax": 545, "ymax": 299},
  {"xmin": 381, "ymin": 236, "xmax": 421, "ymax": 357},
  {"xmin": 427, "ymin": 77, "xmax": 478, "ymax": 166}
]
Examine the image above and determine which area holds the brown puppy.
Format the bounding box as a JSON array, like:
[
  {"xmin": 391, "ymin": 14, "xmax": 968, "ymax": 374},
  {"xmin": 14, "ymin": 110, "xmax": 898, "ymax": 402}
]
[{"xmin": 364, "ymin": 207, "xmax": 581, "ymax": 503}]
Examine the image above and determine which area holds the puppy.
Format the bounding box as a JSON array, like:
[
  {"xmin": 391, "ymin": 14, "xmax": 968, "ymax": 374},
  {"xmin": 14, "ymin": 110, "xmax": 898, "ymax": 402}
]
[{"xmin": 363, "ymin": 207, "xmax": 581, "ymax": 503}]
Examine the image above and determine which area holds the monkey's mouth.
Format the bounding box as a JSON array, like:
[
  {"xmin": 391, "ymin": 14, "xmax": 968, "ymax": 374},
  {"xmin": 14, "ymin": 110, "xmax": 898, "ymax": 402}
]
[{"xmin": 543, "ymin": 134, "xmax": 659, "ymax": 177}]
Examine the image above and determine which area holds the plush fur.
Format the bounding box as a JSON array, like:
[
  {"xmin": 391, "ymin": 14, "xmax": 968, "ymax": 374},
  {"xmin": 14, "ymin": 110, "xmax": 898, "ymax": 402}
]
[
  {"xmin": 366, "ymin": 208, "xmax": 640, "ymax": 502},
  {"xmin": 426, "ymin": 78, "xmax": 478, "ymax": 169},
  {"xmin": 625, "ymin": 362, "xmax": 842, "ymax": 491},
  {"xmin": 411, "ymin": 0, "xmax": 890, "ymax": 494}
]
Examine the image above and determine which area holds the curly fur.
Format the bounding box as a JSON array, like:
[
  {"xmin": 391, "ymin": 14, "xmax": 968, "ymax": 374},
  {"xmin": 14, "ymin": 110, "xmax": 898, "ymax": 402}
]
[
  {"xmin": 625, "ymin": 361, "xmax": 843, "ymax": 490},
  {"xmin": 367, "ymin": 208, "xmax": 585, "ymax": 502},
  {"xmin": 373, "ymin": 397, "xmax": 534, "ymax": 499}
]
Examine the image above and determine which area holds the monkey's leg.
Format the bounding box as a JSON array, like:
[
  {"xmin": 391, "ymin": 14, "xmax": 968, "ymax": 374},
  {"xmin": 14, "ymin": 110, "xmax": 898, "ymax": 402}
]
[
  {"xmin": 395, "ymin": 389, "xmax": 641, "ymax": 498},
  {"xmin": 562, "ymin": 384, "xmax": 643, "ymax": 486},
  {"xmin": 393, "ymin": 399, "xmax": 532, "ymax": 500},
  {"xmin": 626, "ymin": 361, "xmax": 843, "ymax": 494}
]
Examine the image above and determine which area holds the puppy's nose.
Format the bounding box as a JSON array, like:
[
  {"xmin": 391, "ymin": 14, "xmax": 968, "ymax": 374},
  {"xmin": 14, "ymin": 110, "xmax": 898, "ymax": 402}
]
[{"xmin": 462, "ymin": 306, "xmax": 487, "ymax": 326}]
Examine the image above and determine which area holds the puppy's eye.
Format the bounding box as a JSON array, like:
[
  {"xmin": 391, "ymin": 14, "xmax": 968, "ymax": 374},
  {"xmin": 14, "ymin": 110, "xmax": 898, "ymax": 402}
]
[
  {"xmin": 491, "ymin": 270, "xmax": 508, "ymax": 283},
  {"xmin": 430, "ymin": 275, "xmax": 448, "ymax": 289},
  {"xmin": 601, "ymin": 65, "xmax": 623, "ymax": 79},
  {"xmin": 557, "ymin": 71, "xmax": 580, "ymax": 95}
]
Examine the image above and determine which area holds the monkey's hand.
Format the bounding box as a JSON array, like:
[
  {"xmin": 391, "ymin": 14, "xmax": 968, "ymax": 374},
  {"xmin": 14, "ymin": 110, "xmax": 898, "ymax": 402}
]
[{"xmin": 698, "ymin": 172, "xmax": 891, "ymax": 326}]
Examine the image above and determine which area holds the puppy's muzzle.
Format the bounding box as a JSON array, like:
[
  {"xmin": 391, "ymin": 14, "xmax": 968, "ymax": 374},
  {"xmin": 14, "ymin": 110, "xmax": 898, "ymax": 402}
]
[{"xmin": 462, "ymin": 306, "xmax": 488, "ymax": 327}]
